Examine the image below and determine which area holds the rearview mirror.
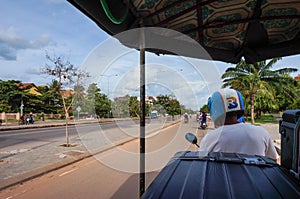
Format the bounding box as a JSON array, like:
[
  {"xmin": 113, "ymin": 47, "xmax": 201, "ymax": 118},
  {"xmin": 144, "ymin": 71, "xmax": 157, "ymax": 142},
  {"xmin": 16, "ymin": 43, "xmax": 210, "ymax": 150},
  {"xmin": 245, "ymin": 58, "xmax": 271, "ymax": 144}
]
[{"xmin": 185, "ymin": 133, "xmax": 198, "ymax": 147}]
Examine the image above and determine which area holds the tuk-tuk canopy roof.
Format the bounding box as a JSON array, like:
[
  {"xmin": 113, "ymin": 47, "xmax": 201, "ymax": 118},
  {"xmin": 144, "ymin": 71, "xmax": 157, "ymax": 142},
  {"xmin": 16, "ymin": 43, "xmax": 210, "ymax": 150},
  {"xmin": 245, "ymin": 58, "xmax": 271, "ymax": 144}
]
[{"xmin": 67, "ymin": 0, "xmax": 300, "ymax": 64}]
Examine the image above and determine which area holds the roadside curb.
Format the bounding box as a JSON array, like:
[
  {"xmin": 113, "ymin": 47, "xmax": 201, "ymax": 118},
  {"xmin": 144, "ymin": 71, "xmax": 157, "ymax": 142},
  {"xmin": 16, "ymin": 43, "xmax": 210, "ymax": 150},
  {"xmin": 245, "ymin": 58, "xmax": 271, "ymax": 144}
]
[
  {"xmin": 0, "ymin": 120, "xmax": 180, "ymax": 191},
  {"xmin": 0, "ymin": 119, "xmax": 114, "ymax": 131}
]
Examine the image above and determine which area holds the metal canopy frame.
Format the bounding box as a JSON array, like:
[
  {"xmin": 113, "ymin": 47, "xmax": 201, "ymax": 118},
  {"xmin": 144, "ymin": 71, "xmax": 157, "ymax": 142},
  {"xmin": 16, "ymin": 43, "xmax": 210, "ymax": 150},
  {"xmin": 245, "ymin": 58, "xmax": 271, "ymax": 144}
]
[{"xmin": 68, "ymin": 0, "xmax": 300, "ymax": 64}]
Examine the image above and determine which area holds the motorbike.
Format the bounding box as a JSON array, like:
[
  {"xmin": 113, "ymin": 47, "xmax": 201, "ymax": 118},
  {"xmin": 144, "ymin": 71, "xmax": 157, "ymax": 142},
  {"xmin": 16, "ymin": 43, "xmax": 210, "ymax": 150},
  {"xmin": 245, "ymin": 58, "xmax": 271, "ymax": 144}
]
[
  {"xmin": 200, "ymin": 121, "xmax": 207, "ymax": 129},
  {"xmin": 183, "ymin": 115, "xmax": 189, "ymax": 123},
  {"xmin": 198, "ymin": 120, "xmax": 207, "ymax": 129},
  {"xmin": 25, "ymin": 116, "xmax": 34, "ymax": 125}
]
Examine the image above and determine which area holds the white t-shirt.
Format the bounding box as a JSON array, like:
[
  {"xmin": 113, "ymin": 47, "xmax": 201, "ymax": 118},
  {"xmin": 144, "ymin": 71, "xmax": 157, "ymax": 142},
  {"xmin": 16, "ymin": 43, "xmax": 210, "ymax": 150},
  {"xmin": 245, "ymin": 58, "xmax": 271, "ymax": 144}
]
[{"xmin": 199, "ymin": 123, "xmax": 278, "ymax": 160}]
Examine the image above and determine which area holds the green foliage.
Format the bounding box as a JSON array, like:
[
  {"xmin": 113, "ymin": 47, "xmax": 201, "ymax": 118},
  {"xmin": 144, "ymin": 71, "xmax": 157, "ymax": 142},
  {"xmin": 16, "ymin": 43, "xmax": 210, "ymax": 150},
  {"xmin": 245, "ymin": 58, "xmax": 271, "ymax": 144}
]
[
  {"xmin": 155, "ymin": 95, "xmax": 181, "ymax": 116},
  {"xmin": 0, "ymin": 80, "xmax": 28, "ymax": 112},
  {"xmin": 221, "ymin": 58, "xmax": 298, "ymax": 123},
  {"xmin": 168, "ymin": 99, "xmax": 181, "ymax": 116},
  {"xmin": 0, "ymin": 99, "xmax": 10, "ymax": 112},
  {"xmin": 0, "ymin": 80, "xmax": 194, "ymax": 120},
  {"xmin": 38, "ymin": 82, "xmax": 62, "ymax": 113},
  {"xmin": 0, "ymin": 80, "xmax": 64, "ymax": 114},
  {"xmin": 129, "ymin": 96, "xmax": 140, "ymax": 117},
  {"xmin": 112, "ymin": 95, "xmax": 130, "ymax": 118},
  {"xmin": 246, "ymin": 114, "xmax": 278, "ymax": 124},
  {"xmin": 274, "ymin": 75, "xmax": 300, "ymax": 111},
  {"xmin": 81, "ymin": 83, "xmax": 112, "ymax": 118},
  {"xmin": 200, "ymin": 104, "xmax": 209, "ymax": 113},
  {"xmin": 95, "ymin": 93, "xmax": 111, "ymax": 118},
  {"xmin": 181, "ymin": 105, "xmax": 195, "ymax": 115}
]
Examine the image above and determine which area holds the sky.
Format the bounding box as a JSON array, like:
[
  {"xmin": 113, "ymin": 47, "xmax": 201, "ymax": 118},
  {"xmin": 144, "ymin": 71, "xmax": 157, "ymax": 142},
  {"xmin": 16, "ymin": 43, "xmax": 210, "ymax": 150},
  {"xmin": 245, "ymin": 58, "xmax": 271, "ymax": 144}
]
[{"xmin": 1, "ymin": 0, "xmax": 299, "ymax": 110}]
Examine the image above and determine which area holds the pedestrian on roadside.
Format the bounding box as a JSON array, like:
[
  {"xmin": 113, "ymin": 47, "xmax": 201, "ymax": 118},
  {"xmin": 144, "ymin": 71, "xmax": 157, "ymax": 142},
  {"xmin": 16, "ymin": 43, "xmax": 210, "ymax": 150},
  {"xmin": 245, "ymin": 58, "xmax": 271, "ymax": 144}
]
[{"xmin": 21, "ymin": 115, "xmax": 26, "ymax": 125}]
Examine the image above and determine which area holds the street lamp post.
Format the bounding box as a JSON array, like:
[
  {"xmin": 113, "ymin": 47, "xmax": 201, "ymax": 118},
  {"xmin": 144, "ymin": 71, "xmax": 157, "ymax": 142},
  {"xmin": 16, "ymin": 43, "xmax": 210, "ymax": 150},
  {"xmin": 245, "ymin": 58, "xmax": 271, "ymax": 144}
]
[
  {"xmin": 76, "ymin": 106, "xmax": 81, "ymax": 121},
  {"xmin": 100, "ymin": 74, "xmax": 118, "ymax": 99},
  {"xmin": 100, "ymin": 74, "xmax": 118, "ymax": 118}
]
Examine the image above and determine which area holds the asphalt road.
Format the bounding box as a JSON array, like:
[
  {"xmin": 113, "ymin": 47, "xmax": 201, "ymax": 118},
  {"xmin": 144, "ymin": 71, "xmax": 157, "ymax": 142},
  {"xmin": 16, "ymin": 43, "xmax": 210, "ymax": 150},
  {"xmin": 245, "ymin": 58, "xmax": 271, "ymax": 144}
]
[
  {"xmin": 0, "ymin": 120, "xmax": 197, "ymax": 199},
  {"xmin": 0, "ymin": 119, "xmax": 177, "ymax": 181},
  {"xmin": 0, "ymin": 118, "xmax": 278, "ymax": 198}
]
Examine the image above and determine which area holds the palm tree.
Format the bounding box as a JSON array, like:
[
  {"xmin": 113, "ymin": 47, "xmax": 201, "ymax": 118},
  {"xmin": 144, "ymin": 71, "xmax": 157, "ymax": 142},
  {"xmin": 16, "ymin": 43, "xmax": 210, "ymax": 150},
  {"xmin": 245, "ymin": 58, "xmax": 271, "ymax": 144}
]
[
  {"xmin": 222, "ymin": 58, "xmax": 297, "ymax": 124},
  {"xmin": 45, "ymin": 80, "xmax": 62, "ymax": 113},
  {"xmin": 254, "ymin": 88, "xmax": 277, "ymax": 118},
  {"xmin": 273, "ymin": 74, "xmax": 299, "ymax": 111}
]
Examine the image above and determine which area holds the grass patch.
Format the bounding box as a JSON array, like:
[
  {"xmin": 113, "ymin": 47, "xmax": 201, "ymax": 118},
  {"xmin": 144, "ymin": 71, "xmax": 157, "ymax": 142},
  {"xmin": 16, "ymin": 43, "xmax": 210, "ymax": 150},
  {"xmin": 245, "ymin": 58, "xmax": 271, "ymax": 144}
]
[{"xmin": 245, "ymin": 114, "xmax": 279, "ymax": 124}]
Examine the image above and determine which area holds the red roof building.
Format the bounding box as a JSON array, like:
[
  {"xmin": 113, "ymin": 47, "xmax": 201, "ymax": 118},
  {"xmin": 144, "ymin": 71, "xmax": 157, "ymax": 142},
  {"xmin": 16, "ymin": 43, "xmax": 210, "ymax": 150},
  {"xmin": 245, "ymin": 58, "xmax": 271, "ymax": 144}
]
[{"xmin": 18, "ymin": 83, "xmax": 42, "ymax": 96}]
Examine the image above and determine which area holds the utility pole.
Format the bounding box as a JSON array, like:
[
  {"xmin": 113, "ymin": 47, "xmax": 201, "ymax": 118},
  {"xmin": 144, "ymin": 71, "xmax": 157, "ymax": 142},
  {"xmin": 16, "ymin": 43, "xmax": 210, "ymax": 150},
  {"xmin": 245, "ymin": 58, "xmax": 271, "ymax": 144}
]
[{"xmin": 20, "ymin": 100, "xmax": 24, "ymax": 117}]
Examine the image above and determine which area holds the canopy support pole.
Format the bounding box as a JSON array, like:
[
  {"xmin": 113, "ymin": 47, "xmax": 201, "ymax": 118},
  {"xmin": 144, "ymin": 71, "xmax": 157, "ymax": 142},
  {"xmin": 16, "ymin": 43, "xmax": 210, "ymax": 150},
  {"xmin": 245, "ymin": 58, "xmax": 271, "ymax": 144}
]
[{"xmin": 139, "ymin": 26, "xmax": 146, "ymax": 197}]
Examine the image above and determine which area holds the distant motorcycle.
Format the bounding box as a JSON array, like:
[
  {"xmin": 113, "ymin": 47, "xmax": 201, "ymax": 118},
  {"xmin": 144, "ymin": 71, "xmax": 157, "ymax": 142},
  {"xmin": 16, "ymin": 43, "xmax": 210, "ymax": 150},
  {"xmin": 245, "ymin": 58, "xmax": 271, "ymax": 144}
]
[
  {"xmin": 199, "ymin": 120, "xmax": 207, "ymax": 129},
  {"xmin": 184, "ymin": 115, "xmax": 189, "ymax": 123},
  {"xmin": 200, "ymin": 122, "xmax": 207, "ymax": 129},
  {"xmin": 25, "ymin": 116, "xmax": 34, "ymax": 125}
]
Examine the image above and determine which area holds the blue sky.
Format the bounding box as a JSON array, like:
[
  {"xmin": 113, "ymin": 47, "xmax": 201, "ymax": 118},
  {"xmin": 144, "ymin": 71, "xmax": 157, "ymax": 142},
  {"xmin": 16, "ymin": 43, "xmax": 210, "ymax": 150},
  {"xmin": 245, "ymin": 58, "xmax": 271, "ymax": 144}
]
[
  {"xmin": 0, "ymin": 0, "xmax": 299, "ymax": 110},
  {"xmin": 0, "ymin": 0, "xmax": 108, "ymax": 84}
]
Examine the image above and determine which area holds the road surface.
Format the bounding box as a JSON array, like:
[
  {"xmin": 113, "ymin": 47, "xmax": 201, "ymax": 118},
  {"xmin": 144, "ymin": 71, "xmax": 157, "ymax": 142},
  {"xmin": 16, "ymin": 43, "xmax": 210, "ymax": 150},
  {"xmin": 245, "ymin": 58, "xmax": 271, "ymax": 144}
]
[
  {"xmin": 0, "ymin": 119, "xmax": 178, "ymax": 180},
  {"xmin": 0, "ymin": 119, "xmax": 199, "ymax": 199}
]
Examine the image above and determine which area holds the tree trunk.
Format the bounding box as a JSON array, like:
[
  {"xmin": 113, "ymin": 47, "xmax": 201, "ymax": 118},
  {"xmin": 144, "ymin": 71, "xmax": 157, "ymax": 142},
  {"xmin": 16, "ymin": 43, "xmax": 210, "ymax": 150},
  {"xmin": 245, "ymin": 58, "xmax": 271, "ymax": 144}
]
[
  {"xmin": 61, "ymin": 94, "xmax": 69, "ymax": 147},
  {"xmin": 257, "ymin": 109, "xmax": 261, "ymax": 119},
  {"xmin": 250, "ymin": 93, "xmax": 255, "ymax": 124}
]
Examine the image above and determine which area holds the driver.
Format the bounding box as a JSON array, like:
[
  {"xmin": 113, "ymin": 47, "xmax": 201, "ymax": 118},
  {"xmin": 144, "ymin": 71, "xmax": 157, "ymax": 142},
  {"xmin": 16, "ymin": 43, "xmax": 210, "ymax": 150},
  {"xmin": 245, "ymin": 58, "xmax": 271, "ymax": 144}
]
[
  {"xmin": 200, "ymin": 111, "xmax": 207, "ymax": 127},
  {"xmin": 199, "ymin": 89, "xmax": 278, "ymax": 160}
]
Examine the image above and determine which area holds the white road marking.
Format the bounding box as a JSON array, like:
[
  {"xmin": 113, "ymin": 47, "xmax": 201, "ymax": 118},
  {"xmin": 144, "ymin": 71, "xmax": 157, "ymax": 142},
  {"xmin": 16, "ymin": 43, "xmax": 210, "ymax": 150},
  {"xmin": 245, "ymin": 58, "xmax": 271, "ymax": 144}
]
[
  {"xmin": 5, "ymin": 189, "xmax": 27, "ymax": 199},
  {"xmin": 59, "ymin": 168, "xmax": 78, "ymax": 177}
]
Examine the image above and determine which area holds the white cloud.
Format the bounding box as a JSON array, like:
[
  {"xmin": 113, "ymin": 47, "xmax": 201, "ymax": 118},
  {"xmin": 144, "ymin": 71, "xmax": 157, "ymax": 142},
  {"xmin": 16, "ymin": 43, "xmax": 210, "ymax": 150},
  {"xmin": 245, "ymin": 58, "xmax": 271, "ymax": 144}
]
[{"xmin": 0, "ymin": 27, "xmax": 51, "ymax": 60}]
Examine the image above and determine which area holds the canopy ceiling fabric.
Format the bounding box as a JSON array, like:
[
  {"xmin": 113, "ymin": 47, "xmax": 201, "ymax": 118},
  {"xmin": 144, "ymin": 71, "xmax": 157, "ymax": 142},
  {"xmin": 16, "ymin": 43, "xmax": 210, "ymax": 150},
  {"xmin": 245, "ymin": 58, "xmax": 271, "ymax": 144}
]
[{"xmin": 67, "ymin": 0, "xmax": 300, "ymax": 64}]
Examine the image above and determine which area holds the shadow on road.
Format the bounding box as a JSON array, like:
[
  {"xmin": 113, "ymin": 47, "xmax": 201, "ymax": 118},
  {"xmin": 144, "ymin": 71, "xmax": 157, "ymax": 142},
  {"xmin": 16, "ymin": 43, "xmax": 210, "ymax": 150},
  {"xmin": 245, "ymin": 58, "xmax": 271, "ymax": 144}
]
[{"xmin": 110, "ymin": 171, "xmax": 159, "ymax": 199}]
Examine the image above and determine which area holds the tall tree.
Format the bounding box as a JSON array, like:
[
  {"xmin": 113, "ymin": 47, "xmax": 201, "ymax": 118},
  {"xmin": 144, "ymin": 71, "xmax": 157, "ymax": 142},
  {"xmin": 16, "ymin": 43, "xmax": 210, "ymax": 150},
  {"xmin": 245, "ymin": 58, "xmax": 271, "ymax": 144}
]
[
  {"xmin": 96, "ymin": 93, "xmax": 112, "ymax": 118},
  {"xmin": 84, "ymin": 83, "xmax": 113, "ymax": 118},
  {"xmin": 254, "ymin": 88, "xmax": 277, "ymax": 118},
  {"xmin": 167, "ymin": 99, "xmax": 181, "ymax": 120},
  {"xmin": 156, "ymin": 95, "xmax": 181, "ymax": 119},
  {"xmin": 273, "ymin": 74, "xmax": 299, "ymax": 111},
  {"xmin": 222, "ymin": 58, "xmax": 297, "ymax": 124},
  {"xmin": 112, "ymin": 95, "xmax": 130, "ymax": 118},
  {"xmin": 41, "ymin": 52, "xmax": 89, "ymax": 146},
  {"xmin": 200, "ymin": 104, "xmax": 209, "ymax": 113},
  {"xmin": 129, "ymin": 96, "xmax": 140, "ymax": 117},
  {"xmin": 0, "ymin": 80, "xmax": 28, "ymax": 113},
  {"xmin": 40, "ymin": 80, "xmax": 63, "ymax": 113},
  {"xmin": 83, "ymin": 83, "xmax": 98, "ymax": 116}
]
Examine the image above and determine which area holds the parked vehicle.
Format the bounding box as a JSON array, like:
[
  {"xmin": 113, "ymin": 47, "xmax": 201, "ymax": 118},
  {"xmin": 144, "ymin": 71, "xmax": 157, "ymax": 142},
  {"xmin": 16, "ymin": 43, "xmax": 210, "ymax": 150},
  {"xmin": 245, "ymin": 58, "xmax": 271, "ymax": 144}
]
[{"xmin": 150, "ymin": 110, "xmax": 158, "ymax": 119}]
